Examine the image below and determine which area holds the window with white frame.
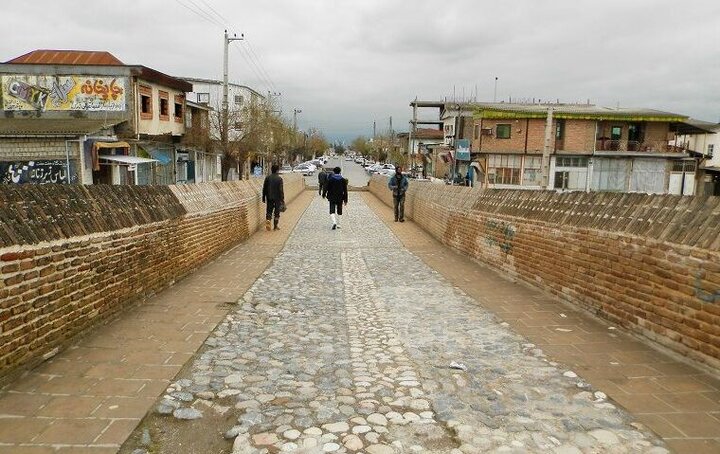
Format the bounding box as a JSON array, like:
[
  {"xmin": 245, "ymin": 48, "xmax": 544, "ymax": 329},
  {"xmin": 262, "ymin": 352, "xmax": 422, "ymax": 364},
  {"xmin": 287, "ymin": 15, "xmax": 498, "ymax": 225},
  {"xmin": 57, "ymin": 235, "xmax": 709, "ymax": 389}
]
[
  {"xmin": 554, "ymin": 156, "xmax": 589, "ymax": 190},
  {"xmin": 522, "ymin": 156, "xmax": 542, "ymax": 186},
  {"xmin": 488, "ymin": 154, "xmax": 521, "ymax": 185}
]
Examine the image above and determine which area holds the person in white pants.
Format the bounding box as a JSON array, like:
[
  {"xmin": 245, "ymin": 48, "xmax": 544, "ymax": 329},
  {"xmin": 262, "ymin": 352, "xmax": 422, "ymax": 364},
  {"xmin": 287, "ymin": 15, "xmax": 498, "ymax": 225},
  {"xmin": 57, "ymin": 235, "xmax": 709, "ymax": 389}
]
[{"xmin": 322, "ymin": 166, "xmax": 348, "ymax": 230}]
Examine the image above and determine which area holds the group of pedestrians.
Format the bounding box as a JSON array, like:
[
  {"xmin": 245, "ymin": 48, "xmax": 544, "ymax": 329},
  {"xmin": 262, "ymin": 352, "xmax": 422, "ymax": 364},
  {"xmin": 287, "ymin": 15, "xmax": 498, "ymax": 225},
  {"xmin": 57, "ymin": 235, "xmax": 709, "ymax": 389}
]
[{"xmin": 263, "ymin": 163, "xmax": 410, "ymax": 231}]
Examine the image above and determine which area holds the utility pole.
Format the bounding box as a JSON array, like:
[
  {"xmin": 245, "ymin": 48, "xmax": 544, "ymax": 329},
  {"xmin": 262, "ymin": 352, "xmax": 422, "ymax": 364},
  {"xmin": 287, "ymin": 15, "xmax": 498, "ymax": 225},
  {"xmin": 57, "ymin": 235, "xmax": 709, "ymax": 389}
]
[
  {"xmin": 292, "ymin": 108, "xmax": 302, "ymax": 159},
  {"xmin": 293, "ymin": 108, "xmax": 302, "ymax": 132},
  {"xmin": 223, "ymin": 30, "xmax": 243, "ymax": 179},
  {"xmin": 541, "ymin": 107, "xmax": 554, "ymax": 189},
  {"xmin": 373, "ymin": 120, "xmax": 377, "ymax": 160},
  {"xmin": 389, "ymin": 116, "xmax": 393, "ymax": 161},
  {"xmin": 493, "ymin": 77, "xmax": 498, "ymax": 103}
]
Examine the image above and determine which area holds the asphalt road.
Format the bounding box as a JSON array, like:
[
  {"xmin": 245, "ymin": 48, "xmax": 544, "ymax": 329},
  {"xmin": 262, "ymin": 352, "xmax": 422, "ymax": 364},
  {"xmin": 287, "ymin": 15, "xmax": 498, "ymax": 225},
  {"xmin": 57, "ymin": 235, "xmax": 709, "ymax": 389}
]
[{"xmin": 303, "ymin": 156, "xmax": 371, "ymax": 188}]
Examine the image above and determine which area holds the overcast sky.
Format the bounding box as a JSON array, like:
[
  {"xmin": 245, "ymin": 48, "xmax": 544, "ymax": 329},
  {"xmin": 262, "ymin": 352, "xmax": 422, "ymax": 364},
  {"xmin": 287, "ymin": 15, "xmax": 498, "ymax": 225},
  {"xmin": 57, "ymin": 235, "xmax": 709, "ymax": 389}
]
[{"xmin": 3, "ymin": 0, "xmax": 719, "ymax": 141}]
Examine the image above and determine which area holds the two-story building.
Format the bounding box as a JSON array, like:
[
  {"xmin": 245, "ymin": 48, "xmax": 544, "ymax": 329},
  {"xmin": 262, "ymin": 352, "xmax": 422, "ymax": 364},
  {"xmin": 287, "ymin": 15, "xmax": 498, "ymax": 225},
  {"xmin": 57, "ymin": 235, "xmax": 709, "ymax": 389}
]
[
  {"xmin": 673, "ymin": 119, "xmax": 720, "ymax": 196},
  {"xmin": 471, "ymin": 102, "xmax": 703, "ymax": 195},
  {"xmin": 182, "ymin": 77, "xmax": 266, "ymax": 179},
  {"xmin": 0, "ymin": 49, "xmax": 192, "ymax": 185}
]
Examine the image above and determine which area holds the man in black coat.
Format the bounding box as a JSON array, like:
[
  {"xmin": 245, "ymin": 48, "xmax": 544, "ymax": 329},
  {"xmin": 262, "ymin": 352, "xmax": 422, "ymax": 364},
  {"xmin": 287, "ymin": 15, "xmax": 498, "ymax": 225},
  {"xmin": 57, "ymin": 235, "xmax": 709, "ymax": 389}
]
[
  {"xmin": 322, "ymin": 166, "xmax": 348, "ymax": 230},
  {"xmin": 262, "ymin": 164, "xmax": 285, "ymax": 231},
  {"xmin": 318, "ymin": 170, "xmax": 329, "ymax": 195}
]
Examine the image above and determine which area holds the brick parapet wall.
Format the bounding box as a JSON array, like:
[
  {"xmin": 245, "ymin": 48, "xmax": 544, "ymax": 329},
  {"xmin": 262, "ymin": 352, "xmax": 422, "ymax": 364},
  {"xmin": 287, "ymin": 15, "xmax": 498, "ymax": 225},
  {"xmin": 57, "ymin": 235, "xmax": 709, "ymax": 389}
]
[
  {"xmin": 369, "ymin": 176, "xmax": 720, "ymax": 371},
  {"xmin": 0, "ymin": 174, "xmax": 304, "ymax": 382}
]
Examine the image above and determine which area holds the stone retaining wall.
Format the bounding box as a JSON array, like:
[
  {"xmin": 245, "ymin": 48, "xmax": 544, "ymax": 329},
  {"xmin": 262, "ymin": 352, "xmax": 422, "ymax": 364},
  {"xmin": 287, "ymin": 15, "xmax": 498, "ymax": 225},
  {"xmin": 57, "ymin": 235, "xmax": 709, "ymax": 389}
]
[
  {"xmin": 369, "ymin": 176, "xmax": 720, "ymax": 371},
  {"xmin": 0, "ymin": 174, "xmax": 304, "ymax": 381}
]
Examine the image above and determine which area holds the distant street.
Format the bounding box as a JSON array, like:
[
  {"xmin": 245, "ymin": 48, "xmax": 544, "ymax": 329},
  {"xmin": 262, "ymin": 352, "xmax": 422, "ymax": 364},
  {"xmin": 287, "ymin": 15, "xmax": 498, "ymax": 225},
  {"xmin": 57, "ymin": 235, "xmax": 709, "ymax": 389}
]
[{"xmin": 303, "ymin": 156, "xmax": 371, "ymax": 188}]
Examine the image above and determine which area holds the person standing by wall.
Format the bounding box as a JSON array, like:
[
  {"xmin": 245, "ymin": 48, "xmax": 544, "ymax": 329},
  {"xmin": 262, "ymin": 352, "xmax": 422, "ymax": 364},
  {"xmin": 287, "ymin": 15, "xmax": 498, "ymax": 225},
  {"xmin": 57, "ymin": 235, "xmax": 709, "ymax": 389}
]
[
  {"xmin": 388, "ymin": 166, "xmax": 409, "ymax": 222},
  {"xmin": 322, "ymin": 166, "xmax": 348, "ymax": 230},
  {"xmin": 262, "ymin": 164, "xmax": 285, "ymax": 231}
]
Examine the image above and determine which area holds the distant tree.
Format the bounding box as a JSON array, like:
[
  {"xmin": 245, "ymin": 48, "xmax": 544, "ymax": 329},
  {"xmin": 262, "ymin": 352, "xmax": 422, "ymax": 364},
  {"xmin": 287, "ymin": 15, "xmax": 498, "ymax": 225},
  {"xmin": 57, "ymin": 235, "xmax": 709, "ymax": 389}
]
[
  {"xmin": 302, "ymin": 129, "xmax": 329, "ymax": 160},
  {"xmin": 207, "ymin": 96, "xmax": 295, "ymax": 180},
  {"xmin": 351, "ymin": 136, "xmax": 373, "ymax": 157},
  {"xmin": 333, "ymin": 141, "xmax": 346, "ymax": 155}
]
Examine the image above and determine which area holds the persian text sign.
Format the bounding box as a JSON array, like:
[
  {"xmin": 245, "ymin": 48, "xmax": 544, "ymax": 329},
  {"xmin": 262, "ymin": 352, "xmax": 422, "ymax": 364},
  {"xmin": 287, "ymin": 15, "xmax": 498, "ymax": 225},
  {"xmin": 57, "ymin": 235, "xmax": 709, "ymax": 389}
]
[
  {"xmin": 0, "ymin": 160, "xmax": 74, "ymax": 184},
  {"xmin": 1, "ymin": 75, "xmax": 126, "ymax": 111}
]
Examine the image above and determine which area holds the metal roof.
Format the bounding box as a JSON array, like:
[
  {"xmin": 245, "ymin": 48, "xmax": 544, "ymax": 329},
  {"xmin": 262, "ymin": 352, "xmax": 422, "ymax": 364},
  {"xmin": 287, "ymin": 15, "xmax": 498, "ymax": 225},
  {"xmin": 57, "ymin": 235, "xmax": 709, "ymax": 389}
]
[
  {"xmin": 99, "ymin": 155, "xmax": 159, "ymax": 164},
  {"xmin": 675, "ymin": 118, "xmax": 719, "ymax": 135},
  {"xmin": 181, "ymin": 77, "xmax": 266, "ymax": 98},
  {"xmin": 473, "ymin": 102, "xmax": 687, "ymax": 122},
  {"xmin": 0, "ymin": 118, "xmax": 124, "ymax": 136},
  {"xmin": 5, "ymin": 50, "xmax": 124, "ymax": 65}
]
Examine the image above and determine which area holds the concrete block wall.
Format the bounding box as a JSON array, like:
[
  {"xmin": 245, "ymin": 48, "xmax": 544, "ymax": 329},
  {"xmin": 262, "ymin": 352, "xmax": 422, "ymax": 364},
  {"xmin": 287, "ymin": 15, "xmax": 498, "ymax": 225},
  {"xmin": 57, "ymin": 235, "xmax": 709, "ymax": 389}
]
[
  {"xmin": 370, "ymin": 176, "xmax": 720, "ymax": 371},
  {"xmin": 0, "ymin": 138, "xmax": 72, "ymax": 161},
  {"xmin": 0, "ymin": 174, "xmax": 304, "ymax": 381}
]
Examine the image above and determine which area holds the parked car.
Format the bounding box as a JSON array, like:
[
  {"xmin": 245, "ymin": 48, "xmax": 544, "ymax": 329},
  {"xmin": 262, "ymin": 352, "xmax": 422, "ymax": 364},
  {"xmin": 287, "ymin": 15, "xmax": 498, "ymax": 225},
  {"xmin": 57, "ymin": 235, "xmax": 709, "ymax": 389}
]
[
  {"xmin": 293, "ymin": 164, "xmax": 315, "ymax": 175},
  {"xmin": 367, "ymin": 164, "xmax": 383, "ymax": 174},
  {"xmin": 278, "ymin": 165, "xmax": 293, "ymax": 174},
  {"xmin": 345, "ymin": 156, "xmax": 354, "ymax": 161}
]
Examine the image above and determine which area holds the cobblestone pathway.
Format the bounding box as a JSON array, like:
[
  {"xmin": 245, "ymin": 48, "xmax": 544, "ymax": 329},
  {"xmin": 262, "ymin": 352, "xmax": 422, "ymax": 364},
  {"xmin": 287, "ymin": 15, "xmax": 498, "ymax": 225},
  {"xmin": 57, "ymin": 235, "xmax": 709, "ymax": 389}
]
[{"xmin": 145, "ymin": 193, "xmax": 669, "ymax": 453}]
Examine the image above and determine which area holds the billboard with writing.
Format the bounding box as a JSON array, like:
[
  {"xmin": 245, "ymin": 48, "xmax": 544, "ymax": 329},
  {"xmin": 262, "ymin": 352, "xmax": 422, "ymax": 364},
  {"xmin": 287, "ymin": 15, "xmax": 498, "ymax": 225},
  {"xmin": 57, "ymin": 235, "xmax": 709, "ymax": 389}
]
[{"xmin": 1, "ymin": 75, "xmax": 126, "ymax": 111}]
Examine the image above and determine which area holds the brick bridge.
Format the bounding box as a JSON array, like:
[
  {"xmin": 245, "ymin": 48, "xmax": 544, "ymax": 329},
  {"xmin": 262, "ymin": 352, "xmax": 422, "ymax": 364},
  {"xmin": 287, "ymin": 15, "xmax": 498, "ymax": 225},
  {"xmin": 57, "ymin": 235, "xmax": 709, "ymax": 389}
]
[{"xmin": 0, "ymin": 174, "xmax": 718, "ymax": 453}]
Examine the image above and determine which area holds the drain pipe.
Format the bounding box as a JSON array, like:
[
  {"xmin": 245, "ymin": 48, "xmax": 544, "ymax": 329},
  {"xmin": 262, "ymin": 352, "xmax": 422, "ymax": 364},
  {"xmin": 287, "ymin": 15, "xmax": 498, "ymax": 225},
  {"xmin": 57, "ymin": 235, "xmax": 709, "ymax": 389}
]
[{"xmin": 64, "ymin": 140, "xmax": 72, "ymax": 184}]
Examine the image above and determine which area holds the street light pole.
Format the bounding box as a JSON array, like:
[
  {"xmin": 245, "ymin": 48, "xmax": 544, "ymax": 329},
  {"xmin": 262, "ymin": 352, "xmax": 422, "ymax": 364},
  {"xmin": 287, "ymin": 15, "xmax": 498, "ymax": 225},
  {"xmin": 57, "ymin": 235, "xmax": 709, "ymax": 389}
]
[
  {"xmin": 222, "ymin": 30, "xmax": 243, "ymax": 179},
  {"xmin": 292, "ymin": 108, "xmax": 302, "ymax": 161},
  {"xmin": 293, "ymin": 108, "xmax": 302, "ymax": 132}
]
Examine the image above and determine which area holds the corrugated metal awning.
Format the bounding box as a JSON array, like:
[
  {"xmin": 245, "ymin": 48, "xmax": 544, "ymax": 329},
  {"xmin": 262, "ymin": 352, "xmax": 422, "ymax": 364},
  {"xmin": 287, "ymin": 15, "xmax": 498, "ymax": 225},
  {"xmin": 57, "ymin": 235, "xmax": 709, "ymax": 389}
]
[{"xmin": 99, "ymin": 155, "xmax": 158, "ymax": 164}]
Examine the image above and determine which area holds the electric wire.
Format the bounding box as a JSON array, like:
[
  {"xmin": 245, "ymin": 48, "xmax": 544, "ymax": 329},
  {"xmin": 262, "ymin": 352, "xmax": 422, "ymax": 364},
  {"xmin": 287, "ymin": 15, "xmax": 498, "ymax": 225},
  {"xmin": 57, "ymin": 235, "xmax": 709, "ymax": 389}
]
[
  {"xmin": 174, "ymin": 0, "xmax": 282, "ymax": 108},
  {"xmin": 174, "ymin": 0, "xmax": 224, "ymax": 27}
]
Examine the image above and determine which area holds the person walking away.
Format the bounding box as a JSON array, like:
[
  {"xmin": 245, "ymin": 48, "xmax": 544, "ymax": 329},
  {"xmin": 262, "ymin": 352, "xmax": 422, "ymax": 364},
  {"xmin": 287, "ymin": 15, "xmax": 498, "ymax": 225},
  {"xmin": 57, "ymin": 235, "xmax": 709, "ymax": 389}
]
[
  {"xmin": 388, "ymin": 166, "xmax": 409, "ymax": 222},
  {"xmin": 322, "ymin": 166, "xmax": 348, "ymax": 230},
  {"xmin": 262, "ymin": 164, "xmax": 285, "ymax": 231},
  {"xmin": 318, "ymin": 169, "xmax": 329, "ymax": 195}
]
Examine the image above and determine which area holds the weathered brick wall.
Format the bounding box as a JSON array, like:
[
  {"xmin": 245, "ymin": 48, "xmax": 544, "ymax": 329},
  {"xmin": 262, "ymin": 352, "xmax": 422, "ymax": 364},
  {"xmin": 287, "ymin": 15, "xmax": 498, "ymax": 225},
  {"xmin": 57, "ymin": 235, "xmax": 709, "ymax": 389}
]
[
  {"xmin": 370, "ymin": 177, "xmax": 720, "ymax": 371},
  {"xmin": 0, "ymin": 174, "xmax": 304, "ymax": 381},
  {"xmin": 560, "ymin": 119, "xmax": 595, "ymax": 153}
]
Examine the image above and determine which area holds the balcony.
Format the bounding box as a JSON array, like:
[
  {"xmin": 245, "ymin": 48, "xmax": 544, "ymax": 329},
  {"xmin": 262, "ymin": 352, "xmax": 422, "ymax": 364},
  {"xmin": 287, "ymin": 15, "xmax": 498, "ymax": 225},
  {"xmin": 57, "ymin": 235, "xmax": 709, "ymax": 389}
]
[{"xmin": 595, "ymin": 139, "xmax": 685, "ymax": 153}]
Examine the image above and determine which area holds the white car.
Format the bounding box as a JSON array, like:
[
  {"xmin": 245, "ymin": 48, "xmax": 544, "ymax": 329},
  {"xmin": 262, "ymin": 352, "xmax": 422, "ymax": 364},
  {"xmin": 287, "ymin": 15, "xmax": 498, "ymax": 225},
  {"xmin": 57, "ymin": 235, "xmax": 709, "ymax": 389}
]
[
  {"xmin": 293, "ymin": 164, "xmax": 315, "ymax": 176},
  {"xmin": 367, "ymin": 164, "xmax": 383, "ymax": 174},
  {"xmin": 278, "ymin": 165, "xmax": 293, "ymax": 174}
]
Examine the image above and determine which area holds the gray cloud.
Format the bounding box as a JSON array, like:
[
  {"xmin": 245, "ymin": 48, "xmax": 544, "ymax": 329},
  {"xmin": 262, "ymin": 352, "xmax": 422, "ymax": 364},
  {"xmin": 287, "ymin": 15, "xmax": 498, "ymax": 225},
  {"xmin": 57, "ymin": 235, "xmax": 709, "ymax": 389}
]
[{"xmin": 2, "ymin": 0, "xmax": 719, "ymax": 140}]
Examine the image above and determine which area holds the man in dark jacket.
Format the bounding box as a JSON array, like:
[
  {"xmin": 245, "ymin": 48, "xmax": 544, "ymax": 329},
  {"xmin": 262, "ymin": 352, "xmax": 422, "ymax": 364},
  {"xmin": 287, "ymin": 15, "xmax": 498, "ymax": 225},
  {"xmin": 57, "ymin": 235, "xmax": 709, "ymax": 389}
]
[
  {"xmin": 318, "ymin": 170, "xmax": 329, "ymax": 195},
  {"xmin": 388, "ymin": 166, "xmax": 409, "ymax": 222},
  {"xmin": 322, "ymin": 166, "xmax": 348, "ymax": 230},
  {"xmin": 262, "ymin": 164, "xmax": 285, "ymax": 231}
]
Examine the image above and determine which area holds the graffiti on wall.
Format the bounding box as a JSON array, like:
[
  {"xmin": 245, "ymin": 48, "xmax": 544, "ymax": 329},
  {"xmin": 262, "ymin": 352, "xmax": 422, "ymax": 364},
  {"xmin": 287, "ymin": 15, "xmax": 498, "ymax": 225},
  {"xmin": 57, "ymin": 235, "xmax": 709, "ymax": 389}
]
[
  {"xmin": 694, "ymin": 269, "xmax": 720, "ymax": 304},
  {"xmin": 0, "ymin": 160, "xmax": 75, "ymax": 184},
  {"xmin": 485, "ymin": 219, "xmax": 516, "ymax": 254},
  {"xmin": 1, "ymin": 75, "xmax": 126, "ymax": 111}
]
